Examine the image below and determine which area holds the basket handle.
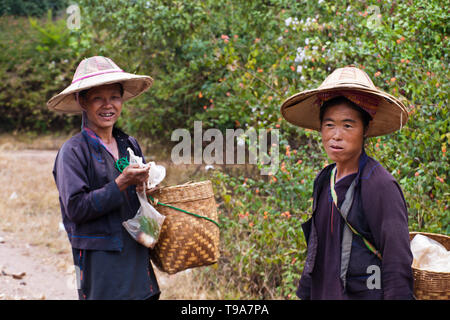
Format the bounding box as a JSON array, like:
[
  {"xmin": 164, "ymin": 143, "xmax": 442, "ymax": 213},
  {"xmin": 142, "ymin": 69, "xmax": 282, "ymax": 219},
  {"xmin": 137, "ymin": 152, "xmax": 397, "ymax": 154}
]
[{"xmin": 148, "ymin": 195, "xmax": 221, "ymax": 228}]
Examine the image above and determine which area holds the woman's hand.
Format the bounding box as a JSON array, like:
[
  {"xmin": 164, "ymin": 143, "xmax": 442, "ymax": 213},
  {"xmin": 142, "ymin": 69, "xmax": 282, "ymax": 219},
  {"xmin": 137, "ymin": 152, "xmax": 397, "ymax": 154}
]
[{"xmin": 115, "ymin": 164, "xmax": 150, "ymax": 191}]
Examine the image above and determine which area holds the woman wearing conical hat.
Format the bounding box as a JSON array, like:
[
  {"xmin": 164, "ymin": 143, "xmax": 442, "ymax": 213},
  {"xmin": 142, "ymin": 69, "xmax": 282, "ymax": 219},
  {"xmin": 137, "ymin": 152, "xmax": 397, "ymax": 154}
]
[
  {"xmin": 281, "ymin": 66, "xmax": 414, "ymax": 299},
  {"xmin": 49, "ymin": 56, "xmax": 161, "ymax": 300}
]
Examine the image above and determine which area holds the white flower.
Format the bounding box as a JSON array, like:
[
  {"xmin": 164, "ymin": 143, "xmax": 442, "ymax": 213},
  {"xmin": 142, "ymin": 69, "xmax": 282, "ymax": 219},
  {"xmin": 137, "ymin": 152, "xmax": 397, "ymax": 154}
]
[
  {"xmin": 305, "ymin": 38, "xmax": 310, "ymax": 45},
  {"xmin": 297, "ymin": 65, "xmax": 303, "ymax": 73},
  {"xmin": 205, "ymin": 165, "xmax": 215, "ymax": 171},
  {"xmin": 285, "ymin": 17, "xmax": 293, "ymax": 27},
  {"xmin": 295, "ymin": 52, "xmax": 305, "ymax": 63}
]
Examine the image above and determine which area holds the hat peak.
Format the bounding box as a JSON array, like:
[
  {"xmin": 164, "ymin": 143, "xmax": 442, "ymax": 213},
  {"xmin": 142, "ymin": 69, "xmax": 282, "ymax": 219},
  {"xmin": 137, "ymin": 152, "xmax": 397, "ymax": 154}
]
[{"xmin": 73, "ymin": 56, "xmax": 122, "ymax": 82}]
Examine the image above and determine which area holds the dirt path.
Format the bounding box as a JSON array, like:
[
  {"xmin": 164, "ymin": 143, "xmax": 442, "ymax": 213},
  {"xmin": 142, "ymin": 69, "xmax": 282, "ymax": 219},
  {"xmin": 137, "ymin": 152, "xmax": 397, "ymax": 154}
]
[{"xmin": 0, "ymin": 231, "xmax": 78, "ymax": 300}]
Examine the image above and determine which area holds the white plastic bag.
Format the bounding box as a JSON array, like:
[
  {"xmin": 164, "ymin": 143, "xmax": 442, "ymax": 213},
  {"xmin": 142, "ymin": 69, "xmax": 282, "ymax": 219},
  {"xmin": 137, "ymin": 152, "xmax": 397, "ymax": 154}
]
[
  {"xmin": 122, "ymin": 148, "xmax": 166, "ymax": 248},
  {"xmin": 410, "ymin": 234, "xmax": 450, "ymax": 272},
  {"xmin": 147, "ymin": 161, "xmax": 166, "ymax": 189},
  {"xmin": 127, "ymin": 148, "xmax": 166, "ymax": 189}
]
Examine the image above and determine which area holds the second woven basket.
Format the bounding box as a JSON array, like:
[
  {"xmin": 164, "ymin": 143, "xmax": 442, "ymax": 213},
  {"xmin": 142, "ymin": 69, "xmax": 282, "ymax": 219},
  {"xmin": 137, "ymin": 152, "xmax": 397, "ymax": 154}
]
[
  {"xmin": 149, "ymin": 180, "xmax": 220, "ymax": 274},
  {"xmin": 409, "ymin": 232, "xmax": 450, "ymax": 300}
]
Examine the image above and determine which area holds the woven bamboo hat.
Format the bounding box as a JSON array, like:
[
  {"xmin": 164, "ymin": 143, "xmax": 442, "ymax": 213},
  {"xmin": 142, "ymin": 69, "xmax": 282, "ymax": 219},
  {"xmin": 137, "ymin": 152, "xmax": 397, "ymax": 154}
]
[
  {"xmin": 280, "ymin": 66, "xmax": 408, "ymax": 137},
  {"xmin": 47, "ymin": 56, "xmax": 153, "ymax": 113}
]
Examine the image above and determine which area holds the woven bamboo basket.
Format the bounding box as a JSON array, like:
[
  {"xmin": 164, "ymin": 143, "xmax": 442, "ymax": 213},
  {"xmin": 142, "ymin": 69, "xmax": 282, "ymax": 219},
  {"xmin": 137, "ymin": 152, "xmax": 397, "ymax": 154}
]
[
  {"xmin": 409, "ymin": 232, "xmax": 450, "ymax": 300},
  {"xmin": 149, "ymin": 180, "xmax": 220, "ymax": 274}
]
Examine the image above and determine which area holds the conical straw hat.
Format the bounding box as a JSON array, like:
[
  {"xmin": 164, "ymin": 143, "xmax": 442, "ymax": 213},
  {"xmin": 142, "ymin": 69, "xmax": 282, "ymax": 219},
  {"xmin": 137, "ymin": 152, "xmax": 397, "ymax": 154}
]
[
  {"xmin": 280, "ymin": 66, "xmax": 408, "ymax": 137},
  {"xmin": 47, "ymin": 56, "xmax": 153, "ymax": 113}
]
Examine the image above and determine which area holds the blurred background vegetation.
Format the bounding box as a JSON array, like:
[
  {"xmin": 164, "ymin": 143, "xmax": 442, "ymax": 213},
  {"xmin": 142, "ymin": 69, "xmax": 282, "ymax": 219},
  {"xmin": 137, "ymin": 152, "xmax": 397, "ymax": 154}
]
[{"xmin": 0, "ymin": 0, "xmax": 448, "ymax": 299}]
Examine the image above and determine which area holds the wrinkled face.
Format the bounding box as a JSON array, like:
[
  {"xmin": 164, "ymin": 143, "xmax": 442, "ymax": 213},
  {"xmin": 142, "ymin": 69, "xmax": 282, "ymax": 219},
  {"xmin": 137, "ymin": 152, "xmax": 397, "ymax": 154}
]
[
  {"xmin": 320, "ymin": 103, "xmax": 365, "ymax": 165},
  {"xmin": 81, "ymin": 83, "xmax": 123, "ymax": 131}
]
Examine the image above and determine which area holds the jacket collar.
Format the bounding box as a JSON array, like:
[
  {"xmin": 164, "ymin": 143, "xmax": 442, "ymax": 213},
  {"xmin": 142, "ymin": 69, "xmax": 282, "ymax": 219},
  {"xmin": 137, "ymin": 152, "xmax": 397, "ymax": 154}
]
[
  {"xmin": 81, "ymin": 126, "xmax": 130, "ymax": 152},
  {"xmin": 312, "ymin": 149, "xmax": 369, "ymax": 211}
]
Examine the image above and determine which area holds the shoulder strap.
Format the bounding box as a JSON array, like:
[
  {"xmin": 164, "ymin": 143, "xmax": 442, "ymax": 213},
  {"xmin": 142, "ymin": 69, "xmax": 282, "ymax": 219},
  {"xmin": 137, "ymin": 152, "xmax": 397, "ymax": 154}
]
[{"xmin": 330, "ymin": 167, "xmax": 383, "ymax": 261}]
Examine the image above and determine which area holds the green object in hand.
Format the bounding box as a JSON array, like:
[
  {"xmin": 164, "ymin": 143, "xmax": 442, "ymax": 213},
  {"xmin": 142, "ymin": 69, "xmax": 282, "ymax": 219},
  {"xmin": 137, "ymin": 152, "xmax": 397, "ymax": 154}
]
[
  {"xmin": 115, "ymin": 157, "xmax": 130, "ymax": 173},
  {"xmin": 139, "ymin": 215, "xmax": 159, "ymax": 238}
]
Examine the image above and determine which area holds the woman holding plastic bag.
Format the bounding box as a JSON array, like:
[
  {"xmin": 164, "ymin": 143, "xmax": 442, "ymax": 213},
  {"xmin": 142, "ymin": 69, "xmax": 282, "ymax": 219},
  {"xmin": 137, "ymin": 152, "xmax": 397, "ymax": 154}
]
[{"xmin": 49, "ymin": 56, "xmax": 163, "ymax": 300}]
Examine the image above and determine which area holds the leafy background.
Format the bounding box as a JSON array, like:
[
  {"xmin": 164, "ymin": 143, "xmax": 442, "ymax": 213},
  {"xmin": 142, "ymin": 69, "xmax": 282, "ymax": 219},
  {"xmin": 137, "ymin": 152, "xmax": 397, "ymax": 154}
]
[{"xmin": 0, "ymin": 0, "xmax": 448, "ymax": 299}]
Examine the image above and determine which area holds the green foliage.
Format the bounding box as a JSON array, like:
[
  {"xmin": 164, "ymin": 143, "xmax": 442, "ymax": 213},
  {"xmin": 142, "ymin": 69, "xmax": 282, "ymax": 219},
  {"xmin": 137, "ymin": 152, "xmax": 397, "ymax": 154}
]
[
  {"xmin": 212, "ymin": 141, "xmax": 325, "ymax": 298},
  {"xmin": 0, "ymin": 0, "xmax": 68, "ymax": 17},
  {"xmin": 0, "ymin": 9, "xmax": 92, "ymax": 132}
]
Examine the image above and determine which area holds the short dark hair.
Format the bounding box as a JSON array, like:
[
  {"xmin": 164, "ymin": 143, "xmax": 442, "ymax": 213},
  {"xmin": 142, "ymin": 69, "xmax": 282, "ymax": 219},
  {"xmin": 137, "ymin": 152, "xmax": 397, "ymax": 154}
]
[
  {"xmin": 78, "ymin": 82, "xmax": 124, "ymax": 101},
  {"xmin": 319, "ymin": 96, "xmax": 372, "ymax": 132}
]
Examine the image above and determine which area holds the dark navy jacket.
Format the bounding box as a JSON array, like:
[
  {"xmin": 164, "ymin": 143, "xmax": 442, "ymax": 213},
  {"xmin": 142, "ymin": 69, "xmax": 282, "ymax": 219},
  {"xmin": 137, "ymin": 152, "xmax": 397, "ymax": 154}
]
[
  {"xmin": 53, "ymin": 128, "xmax": 144, "ymax": 251},
  {"xmin": 297, "ymin": 151, "xmax": 414, "ymax": 300}
]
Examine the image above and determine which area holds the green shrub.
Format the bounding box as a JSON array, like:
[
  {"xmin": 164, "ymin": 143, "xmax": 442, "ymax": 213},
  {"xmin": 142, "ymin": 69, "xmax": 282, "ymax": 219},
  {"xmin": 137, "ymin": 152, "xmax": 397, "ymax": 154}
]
[
  {"xmin": 0, "ymin": 0, "xmax": 68, "ymax": 17},
  {"xmin": 0, "ymin": 10, "xmax": 92, "ymax": 132}
]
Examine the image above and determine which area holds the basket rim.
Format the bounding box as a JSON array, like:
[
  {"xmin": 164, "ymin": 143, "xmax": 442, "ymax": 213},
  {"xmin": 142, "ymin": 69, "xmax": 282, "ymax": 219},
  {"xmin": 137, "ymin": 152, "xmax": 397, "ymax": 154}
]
[
  {"xmin": 154, "ymin": 180, "xmax": 214, "ymax": 203},
  {"xmin": 410, "ymin": 231, "xmax": 450, "ymax": 275},
  {"xmin": 159, "ymin": 180, "xmax": 211, "ymax": 190},
  {"xmin": 410, "ymin": 231, "xmax": 450, "ymax": 239}
]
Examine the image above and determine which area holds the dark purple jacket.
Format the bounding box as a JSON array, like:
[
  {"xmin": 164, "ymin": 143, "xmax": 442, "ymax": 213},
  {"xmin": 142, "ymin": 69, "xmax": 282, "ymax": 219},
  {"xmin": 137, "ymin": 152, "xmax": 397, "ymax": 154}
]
[
  {"xmin": 297, "ymin": 151, "xmax": 414, "ymax": 300},
  {"xmin": 52, "ymin": 128, "xmax": 144, "ymax": 251}
]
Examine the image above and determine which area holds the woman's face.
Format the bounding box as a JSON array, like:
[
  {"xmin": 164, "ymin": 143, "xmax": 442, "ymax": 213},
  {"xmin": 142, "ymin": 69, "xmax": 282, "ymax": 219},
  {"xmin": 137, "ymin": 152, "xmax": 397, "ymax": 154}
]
[
  {"xmin": 81, "ymin": 83, "xmax": 123, "ymax": 131},
  {"xmin": 320, "ymin": 103, "xmax": 366, "ymax": 165}
]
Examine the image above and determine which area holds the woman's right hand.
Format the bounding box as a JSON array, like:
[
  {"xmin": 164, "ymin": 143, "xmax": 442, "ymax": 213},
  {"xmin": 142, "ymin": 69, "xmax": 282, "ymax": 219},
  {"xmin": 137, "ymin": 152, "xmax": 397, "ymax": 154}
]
[{"xmin": 115, "ymin": 164, "xmax": 150, "ymax": 191}]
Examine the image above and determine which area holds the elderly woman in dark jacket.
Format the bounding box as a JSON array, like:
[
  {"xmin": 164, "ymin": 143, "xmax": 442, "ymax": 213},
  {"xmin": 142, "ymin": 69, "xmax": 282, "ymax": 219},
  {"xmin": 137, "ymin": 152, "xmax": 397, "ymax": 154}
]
[
  {"xmin": 48, "ymin": 56, "xmax": 160, "ymax": 300},
  {"xmin": 281, "ymin": 66, "xmax": 414, "ymax": 300}
]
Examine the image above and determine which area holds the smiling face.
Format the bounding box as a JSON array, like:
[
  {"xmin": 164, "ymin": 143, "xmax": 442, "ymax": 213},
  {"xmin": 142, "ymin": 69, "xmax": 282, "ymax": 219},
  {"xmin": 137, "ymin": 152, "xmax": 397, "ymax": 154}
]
[
  {"xmin": 80, "ymin": 83, "xmax": 123, "ymax": 132},
  {"xmin": 320, "ymin": 103, "xmax": 366, "ymax": 166}
]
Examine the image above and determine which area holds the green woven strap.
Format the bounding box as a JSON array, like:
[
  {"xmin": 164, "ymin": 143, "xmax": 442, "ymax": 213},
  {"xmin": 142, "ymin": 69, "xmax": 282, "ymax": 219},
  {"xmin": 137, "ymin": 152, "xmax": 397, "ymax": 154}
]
[
  {"xmin": 115, "ymin": 157, "xmax": 220, "ymax": 228},
  {"xmin": 148, "ymin": 195, "xmax": 221, "ymax": 228}
]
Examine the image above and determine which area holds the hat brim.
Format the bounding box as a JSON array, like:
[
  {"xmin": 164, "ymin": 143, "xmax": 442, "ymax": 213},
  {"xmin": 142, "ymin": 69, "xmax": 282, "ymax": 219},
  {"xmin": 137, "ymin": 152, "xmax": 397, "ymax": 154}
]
[
  {"xmin": 281, "ymin": 85, "xmax": 408, "ymax": 137},
  {"xmin": 47, "ymin": 72, "xmax": 153, "ymax": 114}
]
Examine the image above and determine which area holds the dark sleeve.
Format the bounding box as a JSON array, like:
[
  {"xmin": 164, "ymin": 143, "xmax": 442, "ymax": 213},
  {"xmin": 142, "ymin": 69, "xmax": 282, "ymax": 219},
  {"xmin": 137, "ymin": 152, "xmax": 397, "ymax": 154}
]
[
  {"xmin": 54, "ymin": 143, "xmax": 123, "ymax": 224},
  {"xmin": 296, "ymin": 217, "xmax": 314, "ymax": 300},
  {"xmin": 361, "ymin": 167, "xmax": 414, "ymax": 300},
  {"xmin": 296, "ymin": 271, "xmax": 312, "ymax": 300}
]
